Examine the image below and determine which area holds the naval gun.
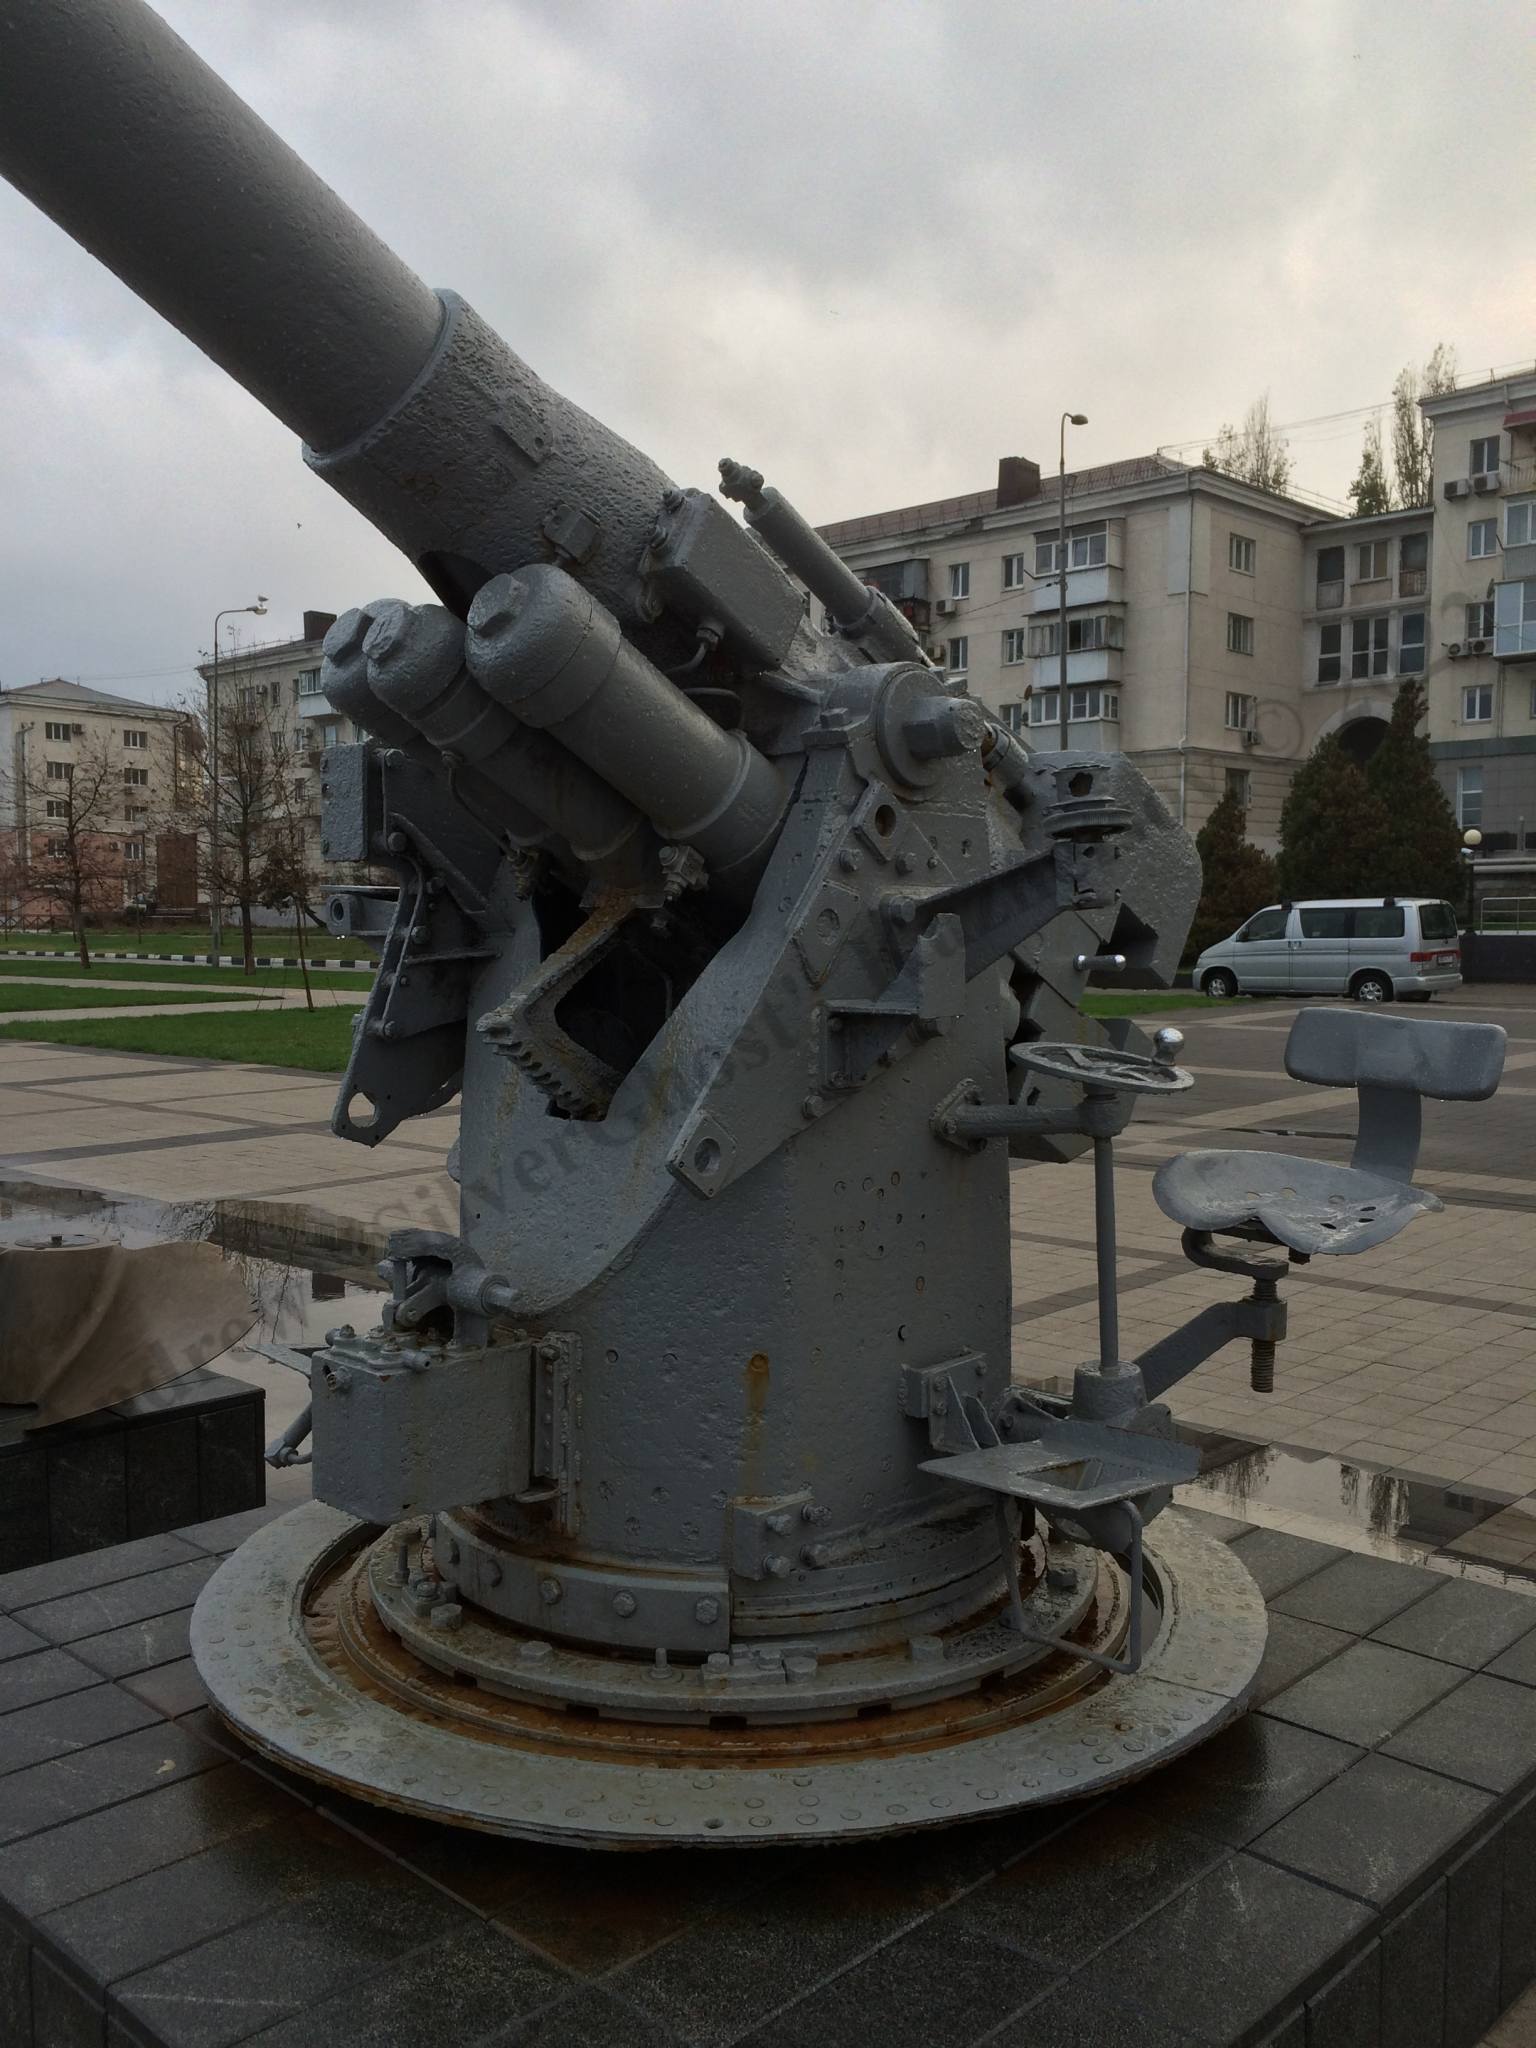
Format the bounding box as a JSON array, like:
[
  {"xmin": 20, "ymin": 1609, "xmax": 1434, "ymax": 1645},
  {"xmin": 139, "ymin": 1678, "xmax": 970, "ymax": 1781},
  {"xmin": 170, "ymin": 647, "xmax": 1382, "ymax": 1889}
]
[{"xmin": 2, "ymin": 0, "xmax": 1501, "ymax": 1848}]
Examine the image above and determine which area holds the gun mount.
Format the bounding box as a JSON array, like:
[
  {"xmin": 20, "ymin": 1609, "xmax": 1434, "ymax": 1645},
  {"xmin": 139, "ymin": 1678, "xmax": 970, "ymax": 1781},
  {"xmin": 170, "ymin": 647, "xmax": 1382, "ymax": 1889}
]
[{"xmin": 3, "ymin": 0, "xmax": 1499, "ymax": 1849}]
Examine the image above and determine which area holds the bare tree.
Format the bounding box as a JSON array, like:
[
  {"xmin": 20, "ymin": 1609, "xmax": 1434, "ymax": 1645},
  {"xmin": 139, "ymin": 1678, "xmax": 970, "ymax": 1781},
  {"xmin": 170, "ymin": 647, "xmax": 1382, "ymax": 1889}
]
[
  {"xmin": 5, "ymin": 732, "xmax": 147, "ymax": 968},
  {"xmin": 1348, "ymin": 415, "xmax": 1393, "ymax": 516},
  {"xmin": 1390, "ymin": 343, "xmax": 1458, "ymax": 508},
  {"xmin": 1203, "ymin": 393, "xmax": 1293, "ymax": 495}
]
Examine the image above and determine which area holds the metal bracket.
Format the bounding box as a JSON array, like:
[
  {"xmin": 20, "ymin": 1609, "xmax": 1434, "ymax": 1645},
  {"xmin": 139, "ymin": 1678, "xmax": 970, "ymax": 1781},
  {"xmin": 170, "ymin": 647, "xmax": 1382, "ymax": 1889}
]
[{"xmin": 727, "ymin": 1491, "xmax": 815, "ymax": 1580}]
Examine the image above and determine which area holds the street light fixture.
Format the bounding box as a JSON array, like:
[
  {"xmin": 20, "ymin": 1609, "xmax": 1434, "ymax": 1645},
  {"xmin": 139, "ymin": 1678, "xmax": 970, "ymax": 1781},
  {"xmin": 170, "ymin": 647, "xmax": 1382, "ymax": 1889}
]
[
  {"xmin": 1461, "ymin": 826, "xmax": 1484, "ymax": 933},
  {"xmin": 209, "ymin": 597, "xmax": 267, "ymax": 959},
  {"xmin": 1057, "ymin": 413, "xmax": 1089, "ymax": 751}
]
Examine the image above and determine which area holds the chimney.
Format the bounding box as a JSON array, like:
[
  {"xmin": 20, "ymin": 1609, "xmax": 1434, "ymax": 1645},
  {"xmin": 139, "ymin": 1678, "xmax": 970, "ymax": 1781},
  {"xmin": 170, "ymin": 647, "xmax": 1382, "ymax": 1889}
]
[
  {"xmin": 996, "ymin": 456, "xmax": 1041, "ymax": 508},
  {"xmin": 303, "ymin": 610, "xmax": 338, "ymax": 645}
]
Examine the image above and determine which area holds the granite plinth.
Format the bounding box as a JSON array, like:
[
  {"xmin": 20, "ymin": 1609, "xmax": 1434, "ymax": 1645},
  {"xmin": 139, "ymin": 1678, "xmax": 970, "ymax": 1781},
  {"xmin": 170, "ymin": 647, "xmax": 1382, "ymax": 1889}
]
[
  {"xmin": 1, "ymin": 1514, "xmax": 1535, "ymax": 2047},
  {"xmin": 0, "ymin": 1373, "xmax": 264, "ymax": 1573}
]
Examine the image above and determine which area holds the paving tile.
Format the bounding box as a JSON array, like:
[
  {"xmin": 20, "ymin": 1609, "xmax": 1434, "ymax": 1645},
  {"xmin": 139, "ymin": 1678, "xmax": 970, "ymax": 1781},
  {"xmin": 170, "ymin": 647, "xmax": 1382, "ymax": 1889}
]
[
  {"xmin": 1380, "ymin": 1876, "xmax": 1447, "ymax": 2048},
  {"xmin": 941, "ymin": 1806, "xmax": 1223, "ymax": 1966},
  {"xmin": 119, "ymin": 1658, "xmax": 208, "ymax": 1720},
  {"xmin": 0, "ymin": 1681, "xmax": 159, "ymax": 1778},
  {"xmin": 481, "ymin": 1988, "xmax": 687, "ymax": 2048},
  {"xmin": 0, "ymin": 1615, "xmax": 43, "ymax": 1664},
  {"xmin": 1371, "ymin": 1580, "xmax": 1536, "ymax": 1670},
  {"xmin": 0, "ymin": 1533, "xmax": 203, "ymax": 1614},
  {"xmin": 1490, "ymin": 1630, "xmax": 1536, "ymax": 1691},
  {"xmin": 1261, "ymin": 1639, "xmax": 1468, "ymax": 1749},
  {"xmin": 1269, "ymin": 1552, "xmax": 1439, "ymax": 1635},
  {"xmin": 1226, "ymin": 1527, "xmax": 1345, "ymax": 1600},
  {"xmin": 736, "ymin": 1918, "xmax": 1056, "ymax": 2048},
  {"xmin": 1115, "ymin": 1712, "xmax": 1362, "ymax": 1847},
  {"xmin": 990, "ymin": 1981, "xmax": 1207, "ymax": 2048},
  {"xmin": 1253, "ymin": 1752, "xmax": 1494, "ymax": 1907},
  {"xmin": 1250, "ymin": 1612, "xmax": 1355, "ymax": 1707},
  {"xmin": 0, "ymin": 1718, "xmax": 221, "ymax": 1847},
  {"xmin": 0, "ymin": 1644, "xmax": 103, "ymax": 1716},
  {"xmin": 173, "ymin": 1504, "xmax": 287, "ymax": 1555},
  {"xmin": 15, "ymin": 1558, "xmax": 218, "ymax": 1646},
  {"xmin": 1384, "ymin": 1674, "xmax": 1536, "ymax": 1795},
  {"xmin": 1073, "ymin": 1852, "xmax": 1371, "ymax": 2045},
  {"xmin": 72, "ymin": 1608, "xmax": 197, "ymax": 1681}
]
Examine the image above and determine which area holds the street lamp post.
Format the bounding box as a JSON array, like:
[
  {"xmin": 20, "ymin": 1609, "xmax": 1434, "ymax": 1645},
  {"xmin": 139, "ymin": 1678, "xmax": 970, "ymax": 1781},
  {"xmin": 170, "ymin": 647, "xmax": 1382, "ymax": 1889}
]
[
  {"xmin": 1057, "ymin": 411, "xmax": 1089, "ymax": 752},
  {"xmin": 1461, "ymin": 827, "xmax": 1483, "ymax": 933},
  {"xmin": 208, "ymin": 598, "xmax": 267, "ymax": 960}
]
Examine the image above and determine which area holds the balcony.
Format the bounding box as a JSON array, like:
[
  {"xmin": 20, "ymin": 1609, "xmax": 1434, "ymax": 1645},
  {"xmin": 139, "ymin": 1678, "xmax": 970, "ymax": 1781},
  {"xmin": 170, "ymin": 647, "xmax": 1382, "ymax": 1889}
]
[
  {"xmin": 1028, "ymin": 565, "xmax": 1123, "ymax": 614},
  {"xmin": 1314, "ymin": 579, "xmax": 1344, "ymax": 610},
  {"xmin": 1399, "ymin": 569, "xmax": 1428, "ymax": 598},
  {"xmin": 296, "ymin": 692, "xmax": 334, "ymax": 718},
  {"xmin": 1028, "ymin": 647, "xmax": 1123, "ymax": 688}
]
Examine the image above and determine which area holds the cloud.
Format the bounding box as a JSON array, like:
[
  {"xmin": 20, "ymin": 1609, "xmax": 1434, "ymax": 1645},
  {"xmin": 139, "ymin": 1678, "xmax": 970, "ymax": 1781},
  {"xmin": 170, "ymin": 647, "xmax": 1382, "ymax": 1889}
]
[{"xmin": 0, "ymin": 0, "xmax": 1531, "ymax": 698}]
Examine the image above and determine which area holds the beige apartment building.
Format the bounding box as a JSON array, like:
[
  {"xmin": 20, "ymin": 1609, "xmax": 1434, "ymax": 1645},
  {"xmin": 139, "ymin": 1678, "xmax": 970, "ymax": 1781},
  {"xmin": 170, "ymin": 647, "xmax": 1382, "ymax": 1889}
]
[
  {"xmin": 0, "ymin": 678, "xmax": 188, "ymax": 906},
  {"xmin": 1420, "ymin": 371, "xmax": 1536, "ymax": 884},
  {"xmin": 818, "ymin": 456, "xmax": 1327, "ymax": 847},
  {"xmin": 1298, "ymin": 505, "xmax": 1432, "ymax": 764}
]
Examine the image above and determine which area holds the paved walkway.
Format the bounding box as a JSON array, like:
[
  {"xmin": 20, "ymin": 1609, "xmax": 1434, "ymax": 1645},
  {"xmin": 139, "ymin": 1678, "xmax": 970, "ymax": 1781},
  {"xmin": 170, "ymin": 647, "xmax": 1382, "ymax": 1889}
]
[{"xmin": 0, "ymin": 972, "xmax": 370, "ymax": 1024}]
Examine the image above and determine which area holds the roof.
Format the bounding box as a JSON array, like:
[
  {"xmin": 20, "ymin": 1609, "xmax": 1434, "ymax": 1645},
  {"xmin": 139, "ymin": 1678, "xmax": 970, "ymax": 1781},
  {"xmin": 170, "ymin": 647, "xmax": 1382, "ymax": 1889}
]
[
  {"xmin": 816, "ymin": 456, "xmax": 1188, "ymax": 550},
  {"xmin": 0, "ymin": 677, "xmax": 174, "ymax": 717}
]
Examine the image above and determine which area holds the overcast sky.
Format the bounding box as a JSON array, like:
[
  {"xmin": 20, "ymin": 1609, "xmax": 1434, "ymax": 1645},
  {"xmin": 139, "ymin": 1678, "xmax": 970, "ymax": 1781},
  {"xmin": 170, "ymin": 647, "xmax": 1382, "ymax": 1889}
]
[{"xmin": 2, "ymin": 0, "xmax": 1533, "ymax": 704}]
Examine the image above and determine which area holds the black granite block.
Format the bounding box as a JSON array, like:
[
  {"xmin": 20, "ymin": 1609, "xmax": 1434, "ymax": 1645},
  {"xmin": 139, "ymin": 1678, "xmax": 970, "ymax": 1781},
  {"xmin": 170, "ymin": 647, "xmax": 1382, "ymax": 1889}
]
[
  {"xmin": 50, "ymin": 1434, "xmax": 129, "ymax": 1558},
  {"xmin": 124, "ymin": 1420, "xmax": 201, "ymax": 1543},
  {"xmin": 0, "ymin": 1911, "xmax": 30, "ymax": 2045},
  {"xmin": 17, "ymin": 1560, "xmax": 218, "ymax": 1648},
  {"xmin": 1269, "ymin": 1553, "xmax": 1438, "ymax": 1636},
  {"xmin": 0, "ymin": 1536, "xmax": 202, "ymax": 1615},
  {"xmin": 71, "ymin": 1609, "xmax": 196, "ymax": 1682},
  {"xmin": 1384, "ymin": 1672, "xmax": 1536, "ymax": 1796},
  {"xmin": 0, "ymin": 1683, "xmax": 158, "ymax": 1782},
  {"xmin": 0, "ymin": 1720, "xmax": 221, "ymax": 1850},
  {"xmin": 0, "ymin": 1645, "xmax": 102, "ymax": 1717},
  {"xmin": 990, "ymin": 1981, "xmax": 1210, "ymax": 2048},
  {"xmin": 1119, "ymin": 1712, "xmax": 1362, "ymax": 1849},
  {"xmin": 1490, "ymin": 1629, "xmax": 1536, "ymax": 1690},
  {"xmin": 1505, "ymin": 1793, "xmax": 1536, "ymax": 2012},
  {"xmin": 112, "ymin": 1867, "xmax": 488, "ymax": 2048},
  {"xmin": 1250, "ymin": 1613, "xmax": 1355, "ymax": 1707},
  {"xmin": 1305, "ymin": 1941, "xmax": 1378, "ymax": 2048},
  {"xmin": 942, "ymin": 1806, "xmax": 1223, "ymax": 1966},
  {"xmin": 1076, "ymin": 1853, "xmax": 1372, "ymax": 2045},
  {"xmin": 1227, "ymin": 1528, "xmax": 1345, "ymax": 1600},
  {"xmin": 738, "ymin": 1919, "xmax": 1056, "ymax": 2048},
  {"xmin": 1445, "ymin": 1831, "xmax": 1504, "ymax": 2048},
  {"xmin": 0, "ymin": 1765, "xmax": 294, "ymax": 1922},
  {"xmin": 1253, "ymin": 1752, "xmax": 1493, "ymax": 1908},
  {"xmin": 119, "ymin": 1661, "xmax": 206, "ymax": 1721},
  {"xmin": 1180, "ymin": 1508, "xmax": 1252, "ymax": 1544},
  {"xmin": 1370, "ymin": 1579, "xmax": 1536, "ymax": 1671},
  {"xmin": 1259, "ymin": 2018, "xmax": 1305, "ymax": 2048},
  {"xmin": 173, "ymin": 1507, "xmax": 286, "ymax": 1558},
  {"xmin": 0, "ymin": 1616, "xmax": 43, "ymax": 1664},
  {"xmin": 1260, "ymin": 1640, "xmax": 1467, "ymax": 1748},
  {"xmin": 482, "ymin": 1987, "xmax": 686, "ymax": 2048},
  {"xmin": 1379, "ymin": 1875, "xmax": 1446, "ymax": 2048},
  {"xmin": 207, "ymin": 1920, "xmax": 576, "ymax": 2048},
  {"xmin": 32, "ymin": 1947, "xmax": 105, "ymax": 2048},
  {"xmin": 0, "ymin": 1510, "xmax": 50, "ymax": 1577},
  {"xmin": 196, "ymin": 1408, "xmax": 263, "ymax": 1523}
]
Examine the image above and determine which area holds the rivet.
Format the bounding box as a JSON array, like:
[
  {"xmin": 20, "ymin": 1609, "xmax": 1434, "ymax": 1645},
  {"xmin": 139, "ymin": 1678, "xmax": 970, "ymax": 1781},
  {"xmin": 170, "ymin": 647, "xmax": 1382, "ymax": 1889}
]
[
  {"xmin": 612, "ymin": 1591, "xmax": 637, "ymax": 1617},
  {"xmin": 539, "ymin": 1576, "xmax": 563, "ymax": 1604}
]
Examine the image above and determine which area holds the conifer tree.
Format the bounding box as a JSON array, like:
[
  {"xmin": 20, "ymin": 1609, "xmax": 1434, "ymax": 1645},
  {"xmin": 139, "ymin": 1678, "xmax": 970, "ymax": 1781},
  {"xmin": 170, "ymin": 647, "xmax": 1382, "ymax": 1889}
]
[
  {"xmin": 1188, "ymin": 791, "xmax": 1278, "ymax": 958},
  {"xmin": 1276, "ymin": 737, "xmax": 1392, "ymax": 900},
  {"xmin": 1348, "ymin": 417, "xmax": 1393, "ymax": 516},
  {"xmin": 1364, "ymin": 678, "xmax": 1463, "ymax": 900}
]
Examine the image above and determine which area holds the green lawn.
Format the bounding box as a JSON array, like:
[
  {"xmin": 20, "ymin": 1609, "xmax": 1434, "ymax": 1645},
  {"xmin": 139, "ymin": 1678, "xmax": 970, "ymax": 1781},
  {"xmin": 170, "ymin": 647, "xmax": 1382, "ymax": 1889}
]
[
  {"xmin": 0, "ymin": 1006, "xmax": 361, "ymax": 1071},
  {"xmin": 0, "ymin": 982, "xmax": 258, "ymax": 1012},
  {"xmin": 0, "ymin": 958, "xmax": 373, "ymax": 994},
  {"xmin": 1081, "ymin": 990, "xmax": 1223, "ymax": 1018},
  {"xmin": 0, "ymin": 925, "xmax": 373, "ymax": 961}
]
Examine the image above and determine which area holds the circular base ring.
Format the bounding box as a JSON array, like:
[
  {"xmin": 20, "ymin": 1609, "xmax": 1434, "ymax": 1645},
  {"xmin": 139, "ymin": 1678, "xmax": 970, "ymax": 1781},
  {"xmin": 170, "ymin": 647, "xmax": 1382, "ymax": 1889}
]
[{"xmin": 192, "ymin": 1504, "xmax": 1265, "ymax": 1850}]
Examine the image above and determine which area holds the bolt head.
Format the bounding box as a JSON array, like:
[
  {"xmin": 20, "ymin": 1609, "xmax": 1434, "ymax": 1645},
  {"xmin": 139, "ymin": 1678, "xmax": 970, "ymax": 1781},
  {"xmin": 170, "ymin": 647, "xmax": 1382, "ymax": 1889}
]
[
  {"xmin": 467, "ymin": 576, "xmax": 524, "ymax": 639},
  {"xmin": 362, "ymin": 605, "xmax": 408, "ymax": 667},
  {"xmin": 694, "ymin": 1597, "xmax": 720, "ymax": 1626},
  {"xmin": 612, "ymin": 1591, "xmax": 637, "ymax": 1618},
  {"xmin": 538, "ymin": 1575, "xmax": 563, "ymax": 1604},
  {"xmin": 764, "ymin": 1554, "xmax": 792, "ymax": 1579}
]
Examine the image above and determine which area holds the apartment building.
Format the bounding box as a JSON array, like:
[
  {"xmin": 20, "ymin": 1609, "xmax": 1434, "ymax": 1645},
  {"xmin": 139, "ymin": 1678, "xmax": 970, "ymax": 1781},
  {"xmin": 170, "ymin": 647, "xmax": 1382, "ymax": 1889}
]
[
  {"xmin": 818, "ymin": 456, "xmax": 1323, "ymax": 846},
  {"xmin": 1298, "ymin": 506, "xmax": 1432, "ymax": 764},
  {"xmin": 1421, "ymin": 372, "xmax": 1536, "ymax": 874},
  {"xmin": 0, "ymin": 678, "xmax": 188, "ymax": 907}
]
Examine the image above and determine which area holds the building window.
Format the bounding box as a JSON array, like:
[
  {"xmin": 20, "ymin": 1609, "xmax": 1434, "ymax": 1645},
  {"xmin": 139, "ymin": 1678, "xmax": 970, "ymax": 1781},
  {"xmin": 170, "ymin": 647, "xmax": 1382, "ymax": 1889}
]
[
  {"xmin": 45, "ymin": 760, "xmax": 72, "ymax": 781},
  {"xmin": 123, "ymin": 766, "xmax": 148, "ymax": 787},
  {"xmin": 1315, "ymin": 545, "xmax": 1345, "ymax": 608},
  {"xmin": 1002, "ymin": 701, "xmax": 1027, "ymax": 736},
  {"xmin": 44, "ymin": 799, "xmax": 68, "ymax": 819},
  {"xmin": 1317, "ymin": 622, "xmax": 1343, "ymax": 684},
  {"xmin": 1225, "ymin": 692, "xmax": 1256, "ymax": 731},
  {"xmin": 1469, "ymin": 518, "xmax": 1498, "ymax": 560},
  {"xmin": 42, "ymin": 721, "xmax": 74, "ymax": 743},
  {"xmin": 1001, "ymin": 554, "xmax": 1026, "ymax": 591},
  {"xmin": 1227, "ymin": 613, "xmax": 1255, "ymax": 656},
  {"xmin": 46, "ymin": 838, "xmax": 67, "ymax": 859},
  {"xmin": 1495, "ymin": 579, "xmax": 1536, "ymax": 658},
  {"xmin": 1351, "ymin": 616, "xmax": 1390, "ymax": 679},
  {"xmin": 1467, "ymin": 600, "xmax": 1495, "ymax": 640},
  {"xmin": 1399, "ymin": 532, "xmax": 1429, "ymax": 596},
  {"xmin": 1458, "ymin": 765, "xmax": 1483, "ymax": 828},
  {"xmin": 1225, "ymin": 767, "xmax": 1251, "ymax": 808},
  {"xmin": 1002, "ymin": 629, "xmax": 1028, "ymax": 665},
  {"xmin": 123, "ymin": 728, "xmax": 148, "ymax": 749},
  {"xmin": 1028, "ymin": 614, "xmax": 1124, "ymax": 657},
  {"xmin": 1471, "ymin": 436, "xmax": 1501, "ymax": 478},
  {"xmin": 123, "ymin": 841, "xmax": 144, "ymax": 863},
  {"xmin": 1398, "ymin": 613, "xmax": 1426, "ymax": 674},
  {"xmin": 1033, "ymin": 524, "xmax": 1108, "ymax": 576},
  {"xmin": 945, "ymin": 636, "xmax": 969, "ymax": 674},
  {"xmin": 1506, "ymin": 498, "xmax": 1536, "ymax": 550},
  {"xmin": 1355, "ymin": 540, "xmax": 1389, "ymax": 582},
  {"xmin": 1229, "ymin": 533, "xmax": 1256, "ymax": 575},
  {"xmin": 1462, "ymin": 684, "xmax": 1494, "ymax": 723},
  {"xmin": 297, "ymin": 667, "xmax": 325, "ymax": 697},
  {"xmin": 1027, "ymin": 687, "xmax": 1119, "ymax": 726},
  {"xmin": 126, "ymin": 804, "xmax": 148, "ymax": 823},
  {"xmin": 948, "ymin": 562, "xmax": 970, "ymax": 600}
]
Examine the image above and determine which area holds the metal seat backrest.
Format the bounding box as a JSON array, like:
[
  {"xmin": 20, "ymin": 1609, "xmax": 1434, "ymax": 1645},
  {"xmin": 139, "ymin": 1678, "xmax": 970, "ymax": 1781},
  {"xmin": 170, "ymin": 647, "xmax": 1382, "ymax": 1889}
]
[{"xmin": 1283, "ymin": 1008, "xmax": 1505, "ymax": 1183}]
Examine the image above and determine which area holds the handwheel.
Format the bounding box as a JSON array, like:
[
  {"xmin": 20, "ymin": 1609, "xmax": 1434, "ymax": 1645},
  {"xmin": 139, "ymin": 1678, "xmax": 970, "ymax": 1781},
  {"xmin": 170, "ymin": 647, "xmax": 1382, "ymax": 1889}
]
[{"xmin": 1010, "ymin": 1040, "xmax": 1194, "ymax": 1095}]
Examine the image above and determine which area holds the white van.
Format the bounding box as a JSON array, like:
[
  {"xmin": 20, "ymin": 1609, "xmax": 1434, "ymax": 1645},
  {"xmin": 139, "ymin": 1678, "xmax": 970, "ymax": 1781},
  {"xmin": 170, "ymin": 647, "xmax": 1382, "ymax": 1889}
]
[{"xmin": 1194, "ymin": 898, "xmax": 1462, "ymax": 1003}]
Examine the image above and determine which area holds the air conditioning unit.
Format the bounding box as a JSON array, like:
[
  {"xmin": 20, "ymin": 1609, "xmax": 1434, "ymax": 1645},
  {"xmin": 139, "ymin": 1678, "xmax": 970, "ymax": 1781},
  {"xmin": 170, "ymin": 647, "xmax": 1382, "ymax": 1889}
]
[
  {"xmin": 1242, "ymin": 728, "xmax": 1261, "ymax": 748},
  {"xmin": 1447, "ymin": 643, "xmax": 1465, "ymax": 660},
  {"xmin": 1473, "ymin": 472, "xmax": 1502, "ymax": 495},
  {"xmin": 1444, "ymin": 478, "xmax": 1472, "ymax": 501},
  {"xmin": 935, "ymin": 597, "xmax": 955, "ymax": 616},
  {"xmin": 1472, "ymin": 638, "xmax": 1489, "ymax": 656}
]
